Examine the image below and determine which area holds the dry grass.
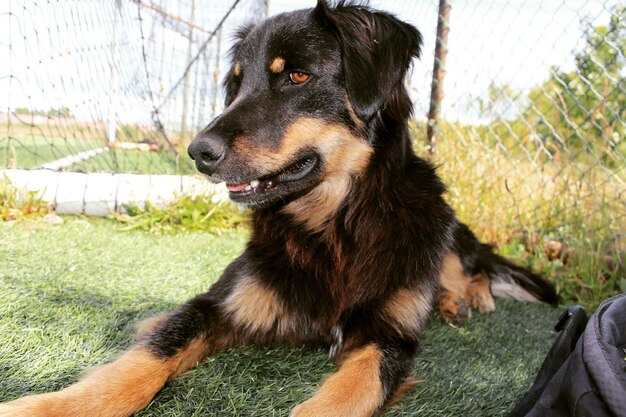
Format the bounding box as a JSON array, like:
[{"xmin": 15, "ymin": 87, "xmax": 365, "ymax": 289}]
[
  {"xmin": 0, "ymin": 175, "xmax": 53, "ymax": 222},
  {"xmin": 413, "ymin": 121, "xmax": 626, "ymax": 309}
]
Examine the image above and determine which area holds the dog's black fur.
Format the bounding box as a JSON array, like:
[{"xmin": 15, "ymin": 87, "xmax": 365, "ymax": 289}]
[{"xmin": 0, "ymin": 2, "xmax": 557, "ymax": 416}]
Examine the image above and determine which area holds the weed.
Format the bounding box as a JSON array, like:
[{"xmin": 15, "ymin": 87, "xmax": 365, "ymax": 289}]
[
  {"xmin": 112, "ymin": 194, "xmax": 249, "ymax": 235},
  {"xmin": 0, "ymin": 219, "xmax": 560, "ymax": 415},
  {"xmin": 0, "ymin": 175, "xmax": 52, "ymax": 221},
  {"xmin": 414, "ymin": 121, "xmax": 625, "ymax": 309}
]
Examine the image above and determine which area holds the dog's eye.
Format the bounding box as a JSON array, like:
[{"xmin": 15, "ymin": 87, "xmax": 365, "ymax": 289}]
[{"xmin": 289, "ymin": 72, "xmax": 310, "ymax": 85}]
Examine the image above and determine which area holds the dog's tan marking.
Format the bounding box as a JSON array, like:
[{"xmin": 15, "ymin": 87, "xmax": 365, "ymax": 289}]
[
  {"xmin": 233, "ymin": 61, "xmax": 241, "ymax": 77},
  {"xmin": 233, "ymin": 118, "xmax": 373, "ymax": 232},
  {"xmin": 439, "ymin": 253, "xmax": 472, "ymax": 324},
  {"xmin": 0, "ymin": 339, "xmax": 210, "ymax": 417},
  {"xmin": 439, "ymin": 253, "xmax": 468, "ymax": 295},
  {"xmin": 283, "ymin": 119, "xmax": 372, "ymax": 233},
  {"xmin": 290, "ymin": 344, "xmax": 384, "ymax": 417},
  {"xmin": 234, "ymin": 118, "xmax": 371, "ymax": 172},
  {"xmin": 233, "ymin": 119, "xmax": 331, "ymax": 171},
  {"xmin": 287, "ymin": 175, "xmax": 352, "ymax": 233},
  {"xmin": 468, "ymin": 272, "xmax": 495, "ymax": 312},
  {"xmin": 222, "ymin": 276, "xmax": 295, "ymax": 336},
  {"xmin": 438, "ymin": 254, "xmax": 496, "ymax": 324},
  {"xmin": 134, "ymin": 313, "xmax": 169, "ymax": 342},
  {"xmin": 285, "ymin": 236, "xmax": 315, "ymax": 266},
  {"xmin": 439, "ymin": 290, "xmax": 471, "ymax": 325},
  {"xmin": 384, "ymin": 288, "xmax": 433, "ymax": 336},
  {"xmin": 270, "ymin": 56, "xmax": 285, "ymax": 73},
  {"xmin": 384, "ymin": 377, "xmax": 421, "ymax": 407},
  {"xmin": 345, "ymin": 98, "xmax": 366, "ymax": 131},
  {"xmin": 172, "ymin": 337, "xmax": 212, "ymax": 377}
]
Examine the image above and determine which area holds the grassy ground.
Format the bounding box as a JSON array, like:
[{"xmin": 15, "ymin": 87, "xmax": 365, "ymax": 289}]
[
  {"xmin": 1, "ymin": 123, "xmax": 195, "ymax": 174},
  {"xmin": 412, "ymin": 123, "xmax": 626, "ymax": 310},
  {"xmin": 0, "ymin": 218, "xmax": 561, "ymax": 416},
  {"xmin": 68, "ymin": 149, "xmax": 195, "ymax": 175},
  {"xmin": 0, "ymin": 135, "xmax": 193, "ymax": 174},
  {"xmin": 0, "ymin": 135, "xmax": 102, "ymax": 169}
]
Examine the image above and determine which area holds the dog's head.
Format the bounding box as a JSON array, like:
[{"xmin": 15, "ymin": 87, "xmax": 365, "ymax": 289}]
[{"xmin": 188, "ymin": 1, "xmax": 422, "ymax": 209}]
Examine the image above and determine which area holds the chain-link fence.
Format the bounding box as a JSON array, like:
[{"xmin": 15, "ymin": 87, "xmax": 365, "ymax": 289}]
[
  {"xmin": 1, "ymin": 0, "xmax": 266, "ymax": 175},
  {"xmin": 412, "ymin": 0, "xmax": 625, "ymax": 268},
  {"xmin": 1, "ymin": 0, "xmax": 625, "ymax": 259}
]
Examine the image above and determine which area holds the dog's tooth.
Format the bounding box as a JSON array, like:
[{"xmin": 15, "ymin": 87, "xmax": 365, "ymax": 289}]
[
  {"xmin": 250, "ymin": 180, "xmax": 260, "ymax": 188},
  {"xmin": 244, "ymin": 185, "xmax": 252, "ymax": 191}
]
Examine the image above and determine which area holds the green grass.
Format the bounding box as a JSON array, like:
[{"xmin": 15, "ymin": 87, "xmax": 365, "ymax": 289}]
[
  {"xmin": 0, "ymin": 218, "xmax": 561, "ymax": 416},
  {"xmin": 114, "ymin": 196, "xmax": 249, "ymax": 234},
  {"xmin": 410, "ymin": 122, "xmax": 625, "ymax": 310},
  {"xmin": 1, "ymin": 122, "xmax": 195, "ymax": 174},
  {"xmin": 0, "ymin": 135, "xmax": 103, "ymax": 169},
  {"xmin": 0, "ymin": 135, "xmax": 194, "ymax": 175},
  {"xmin": 0, "ymin": 175, "xmax": 52, "ymax": 221},
  {"xmin": 68, "ymin": 149, "xmax": 196, "ymax": 175}
]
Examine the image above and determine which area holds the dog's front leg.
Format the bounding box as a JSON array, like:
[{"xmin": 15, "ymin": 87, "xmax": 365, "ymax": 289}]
[
  {"xmin": 290, "ymin": 340, "xmax": 417, "ymax": 417},
  {"xmin": 0, "ymin": 259, "xmax": 275, "ymax": 417},
  {"xmin": 0, "ymin": 293, "xmax": 228, "ymax": 417}
]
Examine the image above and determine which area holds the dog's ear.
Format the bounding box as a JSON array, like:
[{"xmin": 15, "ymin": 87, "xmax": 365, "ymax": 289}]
[
  {"xmin": 314, "ymin": 1, "xmax": 422, "ymax": 122},
  {"xmin": 223, "ymin": 24, "xmax": 255, "ymax": 106},
  {"xmin": 223, "ymin": 65, "xmax": 241, "ymax": 107}
]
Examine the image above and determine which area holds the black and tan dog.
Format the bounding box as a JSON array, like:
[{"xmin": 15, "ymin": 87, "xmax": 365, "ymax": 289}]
[{"xmin": 0, "ymin": 1, "xmax": 557, "ymax": 416}]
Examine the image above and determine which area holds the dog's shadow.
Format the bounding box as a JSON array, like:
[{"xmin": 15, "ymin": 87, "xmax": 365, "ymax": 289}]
[
  {"xmin": 137, "ymin": 301, "xmax": 558, "ymax": 417},
  {"xmin": 1, "ymin": 279, "xmax": 558, "ymax": 417}
]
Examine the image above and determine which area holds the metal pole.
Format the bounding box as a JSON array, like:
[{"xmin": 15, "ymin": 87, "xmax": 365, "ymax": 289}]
[
  {"xmin": 427, "ymin": 0, "xmax": 451, "ymax": 154},
  {"xmin": 181, "ymin": 0, "xmax": 196, "ymax": 146},
  {"xmin": 107, "ymin": 0, "xmax": 122, "ymax": 144},
  {"xmin": 211, "ymin": 28, "xmax": 223, "ymax": 119}
]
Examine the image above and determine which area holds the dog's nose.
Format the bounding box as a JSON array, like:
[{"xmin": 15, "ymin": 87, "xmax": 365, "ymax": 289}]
[{"xmin": 188, "ymin": 134, "xmax": 225, "ymax": 174}]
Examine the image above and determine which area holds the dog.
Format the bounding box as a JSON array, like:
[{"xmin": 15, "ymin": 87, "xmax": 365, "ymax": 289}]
[{"xmin": 0, "ymin": 1, "xmax": 557, "ymax": 416}]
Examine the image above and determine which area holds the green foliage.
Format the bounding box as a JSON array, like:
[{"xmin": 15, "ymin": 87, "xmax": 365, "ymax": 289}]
[
  {"xmin": 1, "ymin": 133, "xmax": 103, "ymax": 169},
  {"xmin": 117, "ymin": 124, "xmax": 150, "ymax": 142},
  {"xmin": 525, "ymin": 6, "xmax": 625, "ymax": 164},
  {"xmin": 0, "ymin": 175, "xmax": 51, "ymax": 221},
  {"xmin": 424, "ymin": 8, "xmax": 626, "ymax": 310},
  {"xmin": 112, "ymin": 194, "xmax": 249, "ymax": 235},
  {"xmin": 11, "ymin": 107, "xmax": 74, "ymax": 118},
  {"xmin": 0, "ymin": 218, "xmax": 560, "ymax": 415},
  {"xmin": 13, "ymin": 107, "xmax": 33, "ymax": 116},
  {"xmin": 46, "ymin": 107, "xmax": 73, "ymax": 118}
]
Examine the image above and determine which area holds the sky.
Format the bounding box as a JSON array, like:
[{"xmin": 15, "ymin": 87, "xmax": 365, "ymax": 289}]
[
  {"xmin": 269, "ymin": 0, "xmax": 618, "ymax": 121},
  {"xmin": 0, "ymin": 0, "xmax": 619, "ymax": 127}
]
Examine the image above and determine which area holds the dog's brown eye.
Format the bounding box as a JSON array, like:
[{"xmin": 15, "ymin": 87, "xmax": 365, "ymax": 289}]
[{"xmin": 289, "ymin": 72, "xmax": 310, "ymax": 84}]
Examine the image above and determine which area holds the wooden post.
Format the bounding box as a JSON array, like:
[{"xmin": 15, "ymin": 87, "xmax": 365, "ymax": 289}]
[
  {"xmin": 107, "ymin": 0, "xmax": 122, "ymax": 145},
  {"xmin": 427, "ymin": 0, "xmax": 451, "ymax": 154},
  {"xmin": 181, "ymin": 0, "xmax": 196, "ymax": 146},
  {"xmin": 210, "ymin": 28, "xmax": 222, "ymax": 119}
]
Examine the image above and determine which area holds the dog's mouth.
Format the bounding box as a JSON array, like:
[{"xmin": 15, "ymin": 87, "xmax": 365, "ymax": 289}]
[{"xmin": 224, "ymin": 154, "xmax": 320, "ymax": 207}]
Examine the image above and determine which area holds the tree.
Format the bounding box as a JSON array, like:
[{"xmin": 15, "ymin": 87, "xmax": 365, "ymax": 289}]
[
  {"xmin": 524, "ymin": 6, "xmax": 625, "ymax": 163},
  {"xmin": 47, "ymin": 107, "xmax": 74, "ymax": 118}
]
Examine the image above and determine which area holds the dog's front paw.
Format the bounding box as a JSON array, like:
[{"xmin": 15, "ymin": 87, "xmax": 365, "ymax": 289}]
[
  {"xmin": 289, "ymin": 402, "xmax": 318, "ymax": 417},
  {"xmin": 290, "ymin": 401, "xmax": 338, "ymax": 417},
  {"xmin": 439, "ymin": 291, "xmax": 471, "ymax": 325},
  {"xmin": 468, "ymin": 273, "xmax": 495, "ymax": 313},
  {"xmin": 288, "ymin": 403, "xmax": 302, "ymax": 417},
  {"xmin": 0, "ymin": 393, "xmax": 58, "ymax": 417},
  {"xmin": 289, "ymin": 400, "xmax": 372, "ymax": 417}
]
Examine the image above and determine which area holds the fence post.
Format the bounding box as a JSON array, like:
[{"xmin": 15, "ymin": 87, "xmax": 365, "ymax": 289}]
[
  {"xmin": 107, "ymin": 0, "xmax": 122, "ymax": 144},
  {"xmin": 211, "ymin": 28, "xmax": 222, "ymax": 119},
  {"xmin": 181, "ymin": 0, "xmax": 196, "ymax": 146},
  {"xmin": 427, "ymin": 0, "xmax": 451, "ymax": 154}
]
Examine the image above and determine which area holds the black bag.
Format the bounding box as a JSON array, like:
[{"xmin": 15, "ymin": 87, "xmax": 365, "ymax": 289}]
[{"xmin": 508, "ymin": 293, "xmax": 626, "ymax": 417}]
